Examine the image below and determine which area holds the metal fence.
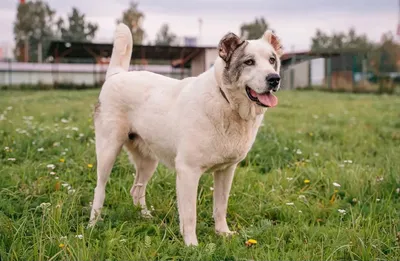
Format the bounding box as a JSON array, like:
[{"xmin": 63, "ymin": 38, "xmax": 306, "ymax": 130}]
[{"xmin": 280, "ymin": 52, "xmax": 400, "ymax": 94}]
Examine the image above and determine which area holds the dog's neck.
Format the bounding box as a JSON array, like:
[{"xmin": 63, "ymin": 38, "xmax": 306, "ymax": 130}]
[{"xmin": 212, "ymin": 58, "xmax": 266, "ymax": 121}]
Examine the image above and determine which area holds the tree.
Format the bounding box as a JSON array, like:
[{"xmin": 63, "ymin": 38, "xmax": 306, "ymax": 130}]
[
  {"xmin": 240, "ymin": 17, "xmax": 269, "ymax": 40},
  {"xmin": 369, "ymin": 31, "xmax": 400, "ymax": 77},
  {"xmin": 117, "ymin": 1, "xmax": 145, "ymax": 44},
  {"xmin": 56, "ymin": 7, "xmax": 98, "ymax": 42},
  {"xmin": 155, "ymin": 24, "xmax": 177, "ymax": 46},
  {"xmin": 13, "ymin": 0, "xmax": 57, "ymax": 62},
  {"xmin": 310, "ymin": 27, "xmax": 373, "ymax": 52}
]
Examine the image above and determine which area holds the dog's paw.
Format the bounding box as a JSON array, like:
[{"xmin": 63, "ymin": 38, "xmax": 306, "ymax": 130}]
[
  {"xmin": 216, "ymin": 230, "xmax": 238, "ymax": 237},
  {"xmin": 184, "ymin": 235, "xmax": 199, "ymax": 247},
  {"xmin": 87, "ymin": 216, "xmax": 103, "ymax": 229},
  {"xmin": 141, "ymin": 209, "xmax": 153, "ymax": 219}
]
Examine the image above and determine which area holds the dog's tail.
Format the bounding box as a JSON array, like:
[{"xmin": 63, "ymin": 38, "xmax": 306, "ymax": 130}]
[{"xmin": 105, "ymin": 23, "xmax": 133, "ymax": 80}]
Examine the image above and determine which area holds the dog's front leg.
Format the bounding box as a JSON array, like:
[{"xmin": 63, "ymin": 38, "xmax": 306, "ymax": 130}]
[
  {"xmin": 175, "ymin": 163, "xmax": 202, "ymax": 246},
  {"xmin": 213, "ymin": 164, "xmax": 237, "ymax": 236}
]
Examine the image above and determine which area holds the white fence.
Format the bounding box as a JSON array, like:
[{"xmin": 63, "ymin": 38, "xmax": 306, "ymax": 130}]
[{"xmin": 0, "ymin": 62, "xmax": 190, "ymax": 86}]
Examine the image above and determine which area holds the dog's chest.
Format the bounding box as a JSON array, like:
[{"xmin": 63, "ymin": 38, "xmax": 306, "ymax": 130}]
[{"xmin": 205, "ymin": 114, "xmax": 262, "ymax": 170}]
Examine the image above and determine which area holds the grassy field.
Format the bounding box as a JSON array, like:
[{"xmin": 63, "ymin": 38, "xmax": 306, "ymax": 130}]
[{"xmin": 0, "ymin": 89, "xmax": 399, "ymax": 260}]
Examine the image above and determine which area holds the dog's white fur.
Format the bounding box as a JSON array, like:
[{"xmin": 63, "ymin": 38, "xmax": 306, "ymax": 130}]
[{"xmin": 89, "ymin": 23, "xmax": 282, "ymax": 246}]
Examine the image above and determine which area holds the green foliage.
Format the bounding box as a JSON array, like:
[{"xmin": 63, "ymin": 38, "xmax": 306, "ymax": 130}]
[
  {"xmin": 311, "ymin": 27, "xmax": 373, "ymax": 52},
  {"xmin": 240, "ymin": 17, "xmax": 269, "ymax": 40},
  {"xmin": 155, "ymin": 24, "xmax": 177, "ymax": 46},
  {"xmin": 13, "ymin": 0, "xmax": 57, "ymax": 62},
  {"xmin": 116, "ymin": 1, "xmax": 145, "ymax": 45},
  {"xmin": 0, "ymin": 90, "xmax": 399, "ymax": 260},
  {"xmin": 310, "ymin": 28, "xmax": 400, "ymax": 74},
  {"xmin": 56, "ymin": 7, "xmax": 98, "ymax": 42},
  {"xmin": 13, "ymin": 1, "xmax": 98, "ymax": 62}
]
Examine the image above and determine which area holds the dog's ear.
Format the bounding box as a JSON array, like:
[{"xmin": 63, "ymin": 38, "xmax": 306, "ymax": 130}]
[
  {"xmin": 218, "ymin": 32, "xmax": 245, "ymax": 63},
  {"xmin": 263, "ymin": 30, "xmax": 283, "ymax": 57}
]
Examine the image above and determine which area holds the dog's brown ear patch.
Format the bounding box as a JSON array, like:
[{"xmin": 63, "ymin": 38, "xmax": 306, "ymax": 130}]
[
  {"xmin": 218, "ymin": 32, "xmax": 245, "ymax": 64},
  {"xmin": 263, "ymin": 30, "xmax": 283, "ymax": 57}
]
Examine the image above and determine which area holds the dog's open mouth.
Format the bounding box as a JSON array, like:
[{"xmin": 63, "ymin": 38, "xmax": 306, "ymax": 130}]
[{"xmin": 245, "ymin": 86, "xmax": 278, "ymax": 108}]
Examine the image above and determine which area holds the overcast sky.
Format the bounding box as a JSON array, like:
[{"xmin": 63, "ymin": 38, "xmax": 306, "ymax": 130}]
[{"xmin": 0, "ymin": 0, "xmax": 398, "ymax": 56}]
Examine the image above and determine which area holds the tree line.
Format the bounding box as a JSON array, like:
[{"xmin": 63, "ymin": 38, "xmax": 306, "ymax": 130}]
[{"xmin": 13, "ymin": 0, "xmax": 399, "ymax": 73}]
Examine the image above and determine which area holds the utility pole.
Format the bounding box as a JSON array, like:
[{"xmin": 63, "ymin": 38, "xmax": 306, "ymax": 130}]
[
  {"xmin": 397, "ymin": 0, "xmax": 400, "ymax": 40},
  {"xmin": 198, "ymin": 18, "xmax": 202, "ymax": 46}
]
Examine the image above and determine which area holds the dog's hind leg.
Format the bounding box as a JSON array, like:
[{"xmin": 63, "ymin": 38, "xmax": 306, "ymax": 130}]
[
  {"xmin": 89, "ymin": 117, "xmax": 126, "ymax": 226},
  {"xmin": 124, "ymin": 139, "xmax": 158, "ymax": 218}
]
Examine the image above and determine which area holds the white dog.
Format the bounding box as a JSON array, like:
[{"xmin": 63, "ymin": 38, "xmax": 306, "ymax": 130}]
[{"xmin": 89, "ymin": 23, "xmax": 283, "ymax": 246}]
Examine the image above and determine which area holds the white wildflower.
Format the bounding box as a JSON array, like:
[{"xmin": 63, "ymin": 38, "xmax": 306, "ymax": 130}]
[
  {"xmin": 376, "ymin": 198, "xmax": 381, "ymax": 202},
  {"xmin": 37, "ymin": 147, "xmax": 44, "ymax": 152},
  {"xmin": 75, "ymin": 235, "xmax": 83, "ymax": 239},
  {"xmin": 79, "ymin": 133, "xmax": 84, "ymax": 137},
  {"xmin": 286, "ymin": 177, "xmax": 293, "ymax": 181},
  {"xmin": 298, "ymin": 195, "xmax": 306, "ymax": 200},
  {"xmin": 338, "ymin": 164, "xmax": 345, "ymax": 168},
  {"xmin": 210, "ymin": 187, "xmax": 214, "ymax": 191},
  {"xmin": 284, "ymin": 147, "xmax": 289, "ymax": 151},
  {"xmin": 296, "ymin": 149, "xmax": 302, "ymax": 155},
  {"xmin": 7, "ymin": 158, "xmax": 16, "ymax": 161},
  {"xmin": 61, "ymin": 118, "xmax": 69, "ymax": 123},
  {"xmin": 4, "ymin": 146, "xmax": 10, "ymax": 151},
  {"xmin": 376, "ymin": 176, "xmax": 383, "ymax": 182},
  {"xmin": 68, "ymin": 189, "xmax": 76, "ymax": 194},
  {"xmin": 40, "ymin": 202, "xmax": 51, "ymax": 209},
  {"xmin": 47, "ymin": 164, "xmax": 56, "ymax": 170},
  {"xmin": 298, "ymin": 210, "xmax": 302, "ymax": 213},
  {"xmin": 286, "ymin": 202, "xmax": 295, "ymax": 206},
  {"xmin": 396, "ymin": 188, "xmax": 400, "ymax": 194},
  {"xmin": 60, "ymin": 236, "xmax": 67, "ymax": 240},
  {"xmin": 49, "ymin": 172, "xmax": 56, "ymax": 175},
  {"xmin": 338, "ymin": 209, "xmax": 346, "ymax": 215},
  {"xmin": 343, "ymin": 160, "xmax": 353, "ymax": 164},
  {"xmin": 61, "ymin": 152, "xmax": 66, "ymax": 155},
  {"xmin": 61, "ymin": 183, "xmax": 69, "ymax": 187},
  {"xmin": 313, "ymin": 115, "xmax": 319, "ymax": 119},
  {"xmin": 333, "ymin": 182, "xmax": 341, "ymax": 187},
  {"xmin": 53, "ymin": 142, "xmax": 60, "ymax": 147},
  {"xmin": 6, "ymin": 106, "xmax": 13, "ymax": 110},
  {"xmin": 314, "ymin": 153, "xmax": 319, "ymax": 157},
  {"xmin": 72, "ymin": 127, "xmax": 79, "ymax": 131}
]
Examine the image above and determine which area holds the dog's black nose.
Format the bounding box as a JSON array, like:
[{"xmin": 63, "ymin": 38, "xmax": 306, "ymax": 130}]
[{"xmin": 266, "ymin": 73, "xmax": 280, "ymax": 89}]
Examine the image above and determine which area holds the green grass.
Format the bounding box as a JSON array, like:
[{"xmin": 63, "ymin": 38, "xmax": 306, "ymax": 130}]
[{"xmin": 0, "ymin": 89, "xmax": 400, "ymax": 260}]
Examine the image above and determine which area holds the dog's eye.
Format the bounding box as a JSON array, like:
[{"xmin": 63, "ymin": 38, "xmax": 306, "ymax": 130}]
[
  {"xmin": 244, "ymin": 59, "xmax": 255, "ymax": 66},
  {"xmin": 269, "ymin": 57, "xmax": 276, "ymax": 64}
]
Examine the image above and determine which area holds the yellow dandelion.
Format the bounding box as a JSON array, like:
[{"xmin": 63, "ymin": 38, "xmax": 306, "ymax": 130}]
[
  {"xmin": 309, "ymin": 132, "xmax": 314, "ymax": 136},
  {"xmin": 245, "ymin": 239, "xmax": 257, "ymax": 247},
  {"xmin": 87, "ymin": 164, "xmax": 93, "ymax": 168},
  {"xmin": 59, "ymin": 158, "xmax": 65, "ymax": 163},
  {"xmin": 248, "ymin": 239, "xmax": 257, "ymax": 244},
  {"xmin": 59, "ymin": 243, "xmax": 65, "ymax": 248},
  {"xmin": 304, "ymin": 179, "xmax": 310, "ymax": 184}
]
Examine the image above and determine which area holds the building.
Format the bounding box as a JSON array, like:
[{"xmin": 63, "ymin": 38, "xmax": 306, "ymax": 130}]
[{"xmin": 0, "ymin": 39, "xmax": 348, "ymax": 89}]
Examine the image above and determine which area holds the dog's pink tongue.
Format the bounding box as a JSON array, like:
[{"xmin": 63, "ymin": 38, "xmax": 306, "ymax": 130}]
[{"xmin": 250, "ymin": 89, "xmax": 278, "ymax": 107}]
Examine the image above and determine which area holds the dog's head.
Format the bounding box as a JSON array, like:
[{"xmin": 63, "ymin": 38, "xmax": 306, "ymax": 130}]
[{"xmin": 215, "ymin": 30, "xmax": 283, "ymax": 117}]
